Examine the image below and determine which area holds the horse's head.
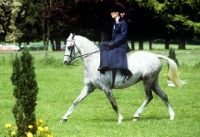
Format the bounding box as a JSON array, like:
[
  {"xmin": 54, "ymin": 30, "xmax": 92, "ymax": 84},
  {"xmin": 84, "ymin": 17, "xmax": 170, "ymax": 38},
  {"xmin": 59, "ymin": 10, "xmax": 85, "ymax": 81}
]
[{"xmin": 63, "ymin": 33, "xmax": 78, "ymax": 65}]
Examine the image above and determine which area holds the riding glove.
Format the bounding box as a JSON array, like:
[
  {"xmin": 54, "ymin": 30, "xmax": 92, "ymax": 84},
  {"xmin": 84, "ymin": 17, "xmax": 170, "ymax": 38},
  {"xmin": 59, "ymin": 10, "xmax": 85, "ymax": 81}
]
[{"xmin": 107, "ymin": 42, "xmax": 115, "ymax": 48}]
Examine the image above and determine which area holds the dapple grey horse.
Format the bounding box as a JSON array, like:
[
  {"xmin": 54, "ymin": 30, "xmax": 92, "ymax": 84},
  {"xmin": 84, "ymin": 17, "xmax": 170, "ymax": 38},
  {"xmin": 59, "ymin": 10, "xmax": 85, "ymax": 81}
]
[{"xmin": 61, "ymin": 33, "xmax": 184, "ymax": 124}]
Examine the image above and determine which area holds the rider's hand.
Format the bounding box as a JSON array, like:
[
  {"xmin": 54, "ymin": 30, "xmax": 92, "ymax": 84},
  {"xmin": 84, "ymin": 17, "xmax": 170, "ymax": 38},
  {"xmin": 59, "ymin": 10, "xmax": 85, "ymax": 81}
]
[{"xmin": 107, "ymin": 42, "xmax": 115, "ymax": 48}]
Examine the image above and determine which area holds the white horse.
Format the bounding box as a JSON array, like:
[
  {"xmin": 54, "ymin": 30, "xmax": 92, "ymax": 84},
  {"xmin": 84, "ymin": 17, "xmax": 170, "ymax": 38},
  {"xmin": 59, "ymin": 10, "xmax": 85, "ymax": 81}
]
[{"xmin": 61, "ymin": 33, "xmax": 184, "ymax": 124}]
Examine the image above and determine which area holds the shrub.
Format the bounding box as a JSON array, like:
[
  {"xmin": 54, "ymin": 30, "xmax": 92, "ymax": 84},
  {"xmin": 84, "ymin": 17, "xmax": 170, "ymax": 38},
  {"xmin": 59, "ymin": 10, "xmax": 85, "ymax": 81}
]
[
  {"xmin": 168, "ymin": 47, "xmax": 179, "ymax": 66},
  {"xmin": 11, "ymin": 48, "xmax": 38, "ymax": 137}
]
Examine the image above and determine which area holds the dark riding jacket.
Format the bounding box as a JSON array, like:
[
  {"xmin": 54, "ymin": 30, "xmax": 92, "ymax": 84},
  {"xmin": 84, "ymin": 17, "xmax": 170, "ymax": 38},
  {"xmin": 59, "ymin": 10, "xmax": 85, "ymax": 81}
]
[
  {"xmin": 98, "ymin": 18, "xmax": 131, "ymax": 71},
  {"xmin": 111, "ymin": 18, "xmax": 131, "ymax": 53}
]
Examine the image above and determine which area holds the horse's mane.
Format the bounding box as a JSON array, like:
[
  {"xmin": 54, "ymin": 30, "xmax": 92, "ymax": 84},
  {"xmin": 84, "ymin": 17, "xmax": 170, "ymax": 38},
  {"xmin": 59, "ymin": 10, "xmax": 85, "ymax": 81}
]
[{"xmin": 74, "ymin": 35, "xmax": 98, "ymax": 51}]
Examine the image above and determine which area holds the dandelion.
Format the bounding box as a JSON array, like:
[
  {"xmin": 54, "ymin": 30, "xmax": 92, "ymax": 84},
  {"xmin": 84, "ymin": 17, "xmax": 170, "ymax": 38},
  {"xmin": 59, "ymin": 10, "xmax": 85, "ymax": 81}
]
[
  {"xmin": 164, "ymin": 71, "xmax": 169, "ymax": 77},
  {"xmin": 11, "ymin": 131, "xmax": 16, "ymax": 136},
  {"xmin": 28, "ymin": 125, "xmax": 33, "ymax": 129},
  {"xmin": 5, "ymin": 123, "xmax": 12, "ymax": 128},
  {"xmin": 38, "ymin": 119, "xmax": 44, "ymax": 124},
  {"xmin": 27, "ymin": 132, "xmax": 33, "ymax": 137},
  {"xmin": 44, "ymin": 126, "xmax": 49, "ymax": 131},
  {"xmin": 46, "ymin": 134, "xmax": 53, "ymax": 137},
  {"xmin": 5, "ymin": 119, "xmax": 53, "ymax": 137},
  {"xmin": 38, "ymin": 126, "xmax": 44, "ymax": 132}
]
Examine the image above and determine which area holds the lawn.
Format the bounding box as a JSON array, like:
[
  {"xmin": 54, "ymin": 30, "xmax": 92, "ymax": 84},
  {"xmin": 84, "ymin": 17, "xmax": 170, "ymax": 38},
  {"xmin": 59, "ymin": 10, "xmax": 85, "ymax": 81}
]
[{"xmin": 0, "ymin": 44, "xmax": 200, "ymax": 137}]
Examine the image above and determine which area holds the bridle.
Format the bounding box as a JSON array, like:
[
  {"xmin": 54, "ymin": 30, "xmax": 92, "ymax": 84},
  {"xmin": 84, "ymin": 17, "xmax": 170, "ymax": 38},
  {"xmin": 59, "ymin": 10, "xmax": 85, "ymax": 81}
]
[
  {"xmin": 64, "ymin": 40, "xmax": 78, "ymax": 61},
  {"xmin": 64, "ymin": 39, "xmax": 106, "ymax": 63}
]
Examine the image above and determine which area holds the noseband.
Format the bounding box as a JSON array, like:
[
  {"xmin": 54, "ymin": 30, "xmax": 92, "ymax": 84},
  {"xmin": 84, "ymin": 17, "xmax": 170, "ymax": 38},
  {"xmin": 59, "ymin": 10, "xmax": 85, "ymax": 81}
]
[{"xmin": 64, "ymin": 40, "xmax": 80, "ymax": 61}]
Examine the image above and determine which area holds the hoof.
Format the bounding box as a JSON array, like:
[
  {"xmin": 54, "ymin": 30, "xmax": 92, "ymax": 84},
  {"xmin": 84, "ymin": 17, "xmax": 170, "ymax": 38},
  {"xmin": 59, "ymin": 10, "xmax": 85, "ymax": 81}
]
[
  {"xmin": 170, "ymin": 117, "xmax": 174, "ymax": 120},
  {"xmin": 60, "ymin": 119, "xmax": 67, "ymax": 123},
  {"xmin": 170, "ymin": 115, "xmax": 175, "ymax": 120},
  {"xmin": 133, "ymin": 117, "xmax": 139, "ymax": 122}
]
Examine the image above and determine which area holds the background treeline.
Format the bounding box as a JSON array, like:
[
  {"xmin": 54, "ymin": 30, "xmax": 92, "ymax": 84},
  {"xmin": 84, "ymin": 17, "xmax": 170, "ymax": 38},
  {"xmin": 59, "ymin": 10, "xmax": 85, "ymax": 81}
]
[{"xmin": 0, "ymin": 0, "xmax": 200, "ymax": 51}]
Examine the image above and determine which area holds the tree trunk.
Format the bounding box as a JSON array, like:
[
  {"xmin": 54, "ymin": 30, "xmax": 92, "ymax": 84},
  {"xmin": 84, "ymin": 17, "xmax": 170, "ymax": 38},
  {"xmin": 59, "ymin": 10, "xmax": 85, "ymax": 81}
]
[
  {"xmin": 50, "ymin": 39, "xmax": 55, "ymax": 51},
  {"xmin": 46, "ymin": 21, "xmax": 50, "ymax": 51},
  {"xmin": 131, "ymin": 39, "xmax": 135, "ymax": 50},
  {"xmin": 18, "ymin": 41, "xmax": 22, "ymax": 48},
  {"xmin": 178, "ymin": 38, "xmax": 186, "ymax": 49},
  {"xmin": 43, "ymin": 0, "xmax": 52, "ymax": 51},
  {"xmin": 149, "ymin": 40, "xmax": 152, "ymax": 50},
  {"xmin": 139, "ymin": 39, "xmax": 143, "ymax": 50},
  {"xmin": 165, "ymin": 38, "xmax": 170, "ymax": 49},
  {"xmin": 42, "ymin": 20, "xmax": 46, "ymax": 50},
  {"xmin": 55, "ymin": 39, "xmax": 61, "ymax": 51}
]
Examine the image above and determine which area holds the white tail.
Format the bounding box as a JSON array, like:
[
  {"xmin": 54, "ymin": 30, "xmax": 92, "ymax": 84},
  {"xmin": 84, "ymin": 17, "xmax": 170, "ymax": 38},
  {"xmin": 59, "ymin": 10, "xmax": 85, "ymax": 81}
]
[{"xmin": 157, "ymin": 54, "xmax": 186, "ymax": 88}]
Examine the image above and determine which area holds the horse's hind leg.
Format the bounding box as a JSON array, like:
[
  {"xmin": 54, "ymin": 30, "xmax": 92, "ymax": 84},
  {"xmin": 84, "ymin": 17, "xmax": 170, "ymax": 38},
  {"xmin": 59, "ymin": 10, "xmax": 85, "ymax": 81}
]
[
  {"xmin": 151, "ymin": 79, "xmax": 175, "ymax": 120},
  {"xmin": 133, "ymin": 77, "xmax": 154, "ymax": 121},
  {"xmin": 60, "ymin": 84, "xmax": 95, "ymax": 122},
  {"xmin": 133, "ymin": 89, "xmax": 153, "ymax": 121}
]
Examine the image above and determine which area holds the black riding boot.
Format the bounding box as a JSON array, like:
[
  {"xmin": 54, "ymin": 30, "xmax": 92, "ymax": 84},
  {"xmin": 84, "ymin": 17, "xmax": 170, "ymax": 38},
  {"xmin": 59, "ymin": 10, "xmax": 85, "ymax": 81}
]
[{"xmin": 122, "ymin": 69, "xmax": 133, "ymax": 83}]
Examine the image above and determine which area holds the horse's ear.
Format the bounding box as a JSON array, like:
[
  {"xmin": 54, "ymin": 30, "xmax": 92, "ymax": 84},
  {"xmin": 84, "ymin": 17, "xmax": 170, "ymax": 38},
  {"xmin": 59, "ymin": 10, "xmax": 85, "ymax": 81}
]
[{"xmin": 72, "ymin": 33, "xmax": 75, "ymax": 39}]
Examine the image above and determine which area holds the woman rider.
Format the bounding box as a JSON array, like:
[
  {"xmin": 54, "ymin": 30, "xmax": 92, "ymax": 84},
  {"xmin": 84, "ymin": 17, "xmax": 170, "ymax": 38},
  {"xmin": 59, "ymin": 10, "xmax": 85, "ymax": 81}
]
[{"xmin": 98, "ymin": 3, "xmax": 132, "ymax": 83}]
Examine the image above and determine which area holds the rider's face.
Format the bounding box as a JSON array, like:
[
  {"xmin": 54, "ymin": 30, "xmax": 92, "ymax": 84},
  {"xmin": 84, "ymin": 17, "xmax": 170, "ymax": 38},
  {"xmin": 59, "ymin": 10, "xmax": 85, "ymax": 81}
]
[{"xmin": 110, "ymin": 12, "xmax": 119, "ymax": 19}]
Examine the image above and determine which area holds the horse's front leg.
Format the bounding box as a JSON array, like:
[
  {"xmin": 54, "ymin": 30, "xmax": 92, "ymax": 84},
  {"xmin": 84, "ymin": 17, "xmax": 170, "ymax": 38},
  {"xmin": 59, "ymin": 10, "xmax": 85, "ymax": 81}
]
[
  {"xmin": 60, "ymin": 85, "xmax": 95, "ymax": 122},
  {"xmin": 104, "ymin": 89, "xmax": 123, "ymax": 124}
]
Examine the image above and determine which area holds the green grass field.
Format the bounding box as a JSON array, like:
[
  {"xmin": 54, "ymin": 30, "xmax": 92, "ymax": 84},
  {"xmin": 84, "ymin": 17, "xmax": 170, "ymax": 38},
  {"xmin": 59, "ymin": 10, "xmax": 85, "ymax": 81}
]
[{"xmin": 0, "ymin": 44, "xmax": 200, "ymax": 137}]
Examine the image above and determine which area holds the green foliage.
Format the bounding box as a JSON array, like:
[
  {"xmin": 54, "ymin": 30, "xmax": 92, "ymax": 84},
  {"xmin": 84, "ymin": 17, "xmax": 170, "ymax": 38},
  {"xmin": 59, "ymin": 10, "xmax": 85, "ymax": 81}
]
[
  {"xmin": 194, "ymin": 61, "xmax": 200, "ymax": 69},
  {"xmin": 168, "ymin": 47, "xmax": 178, "ymax": 66},
  {"xmin": 11, "ymin": 49, "xmax": 38, "ymax": 136},
  {"xmin": 41, "ymin": 55, "xmax": 64, "ymax": 67},
  {"xmin": 1, "ymin": 0, "xmax": 200, "ymax": 48}
]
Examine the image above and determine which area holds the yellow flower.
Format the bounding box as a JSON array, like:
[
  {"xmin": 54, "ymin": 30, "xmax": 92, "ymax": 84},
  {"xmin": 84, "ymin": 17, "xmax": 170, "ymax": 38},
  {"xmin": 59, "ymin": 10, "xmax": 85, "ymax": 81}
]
[
  {"xmin": 15, "ymin": 127, "xmax": 18, "ymax": 130},
  {"xmin": 27, "ymin": 132, "xmax": 33, "ymax": 137},
  {"xmin": 44, "ymin": 126, "xmax": 49, "ymax": 131},
  {"xmin": 38, "ymin": 131, "xmax": 42, "ymax": 134},
  {"xmin": 38, "ymin": 119, "xmax": 44, "ymax": 124},
  {"xmin": 38, "ymin": 126, "xmax": 44, "ymax": 132},
  {"xmin": 11, "ymin": 131, "xmax": 16, "ymax": 136},
  {"xmin": 5, "ymin": 123, "xmax": 12, "ymax": 128},
  {"xmin": 46, "ymin": 134, "xmax": 53, "ymax": 137},
  {"xmin": 28, "ymin": 125, "xmax": 33, "ymax": 129}
]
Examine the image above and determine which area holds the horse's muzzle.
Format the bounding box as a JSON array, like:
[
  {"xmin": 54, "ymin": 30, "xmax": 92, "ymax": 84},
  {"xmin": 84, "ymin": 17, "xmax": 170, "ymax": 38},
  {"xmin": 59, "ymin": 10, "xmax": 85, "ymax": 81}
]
[{"xmin": 63, "ymin": 60, "xmax": 71, "ymax": 65}]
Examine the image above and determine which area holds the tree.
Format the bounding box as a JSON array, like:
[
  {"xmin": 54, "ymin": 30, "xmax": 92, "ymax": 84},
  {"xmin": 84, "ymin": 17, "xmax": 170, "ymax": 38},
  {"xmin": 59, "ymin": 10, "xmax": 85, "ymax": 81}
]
[
  {"xmin": 11, "ymin": 49, "xmax": 38, "ymax": 136},
  {"xmin": 128, "ymin": 0, "xmax": 200, "ymax": 50},
  {"xmin": 127, "ymin": 0, "xmax": 157, "ymax": 50},
  {"xmin": 42, "ymin": 0, "xmax": 71, "ymax": 51},
  {"xmin": 14, "ymin": 0, "xmax": 44, "ymax": 46},
  {"xmin": 0, "ymin": 0, "xmax": 13, "ymax": 42},
  {"xmin": 3, "ymin": 0, "xmax": 24, "ymax": 42},
  {"xmin": 42, "ymin": 0, "xmax": 116, "ymax": 44}
]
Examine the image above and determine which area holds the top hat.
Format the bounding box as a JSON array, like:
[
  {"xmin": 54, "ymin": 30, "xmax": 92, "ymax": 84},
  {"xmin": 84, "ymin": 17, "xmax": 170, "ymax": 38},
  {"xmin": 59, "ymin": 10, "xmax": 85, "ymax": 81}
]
[{"xmin": 110, "ymin": 4, "xmax": 124, "ymax": 13}]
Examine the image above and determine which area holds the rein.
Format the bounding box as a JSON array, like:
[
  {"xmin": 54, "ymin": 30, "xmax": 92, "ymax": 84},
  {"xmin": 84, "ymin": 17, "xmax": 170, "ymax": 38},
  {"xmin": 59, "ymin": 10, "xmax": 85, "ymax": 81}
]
[
  {"xmin": 74, "ymin": 48, "xmax": 106, "ymax": 59},
  {"xmin": 64, "ymin": 40, "xmax": 107, "ymax": 59}
]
